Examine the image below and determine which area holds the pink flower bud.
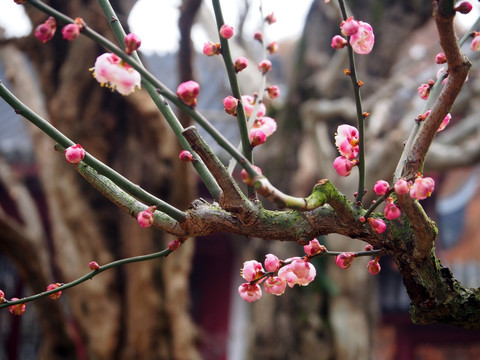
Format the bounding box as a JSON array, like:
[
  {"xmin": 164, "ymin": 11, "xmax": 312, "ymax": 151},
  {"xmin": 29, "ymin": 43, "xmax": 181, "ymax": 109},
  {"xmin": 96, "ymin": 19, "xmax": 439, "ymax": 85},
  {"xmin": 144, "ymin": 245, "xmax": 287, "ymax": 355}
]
[
  {"xmin": 266, "ymin": 41, "xmax": 279, "ymax": 54},
  {"xmin": 303, "ymin": 238, "xmax": 326, "ymax": 256},
  {"xmin": 137, "ymin": 206, "xmax": 156, "ymax": 228},
  {"xmin": 46, "ymin": 283, "xmax": 62, "ymax": 300},
  {"xmin": 219, "ymin": 24, "xmax": 234, "ymax": 39},
  {"xmin": 223, "ymin": 95, "xmax": 238, "ymax": 115},
  {"xmin": 65, "ymin": 144, "xmax": 86, "ymax": 164},
  {"xmin": 62, "ymin": 23, "xmax": 80, "ymax": 42},
  {"xmin": 350, "ymin": 21, "xmax": 374, "ymax": 55},
  {"xmin": 203, "ymin": 41, "xmax": 220, "ymax": 56},
  {"xmin": 265, "ymin": 12, "xmax": 277, "ymax": 25},
  {"xmin": 241, "ymin": 260, "xmax": 264, "ymax": 282},
  {"xmin": 168, "ymin": 239, "xmax": 181, "ymax": 251},
  {"xmin": 179, "ymin": 150, "xmax": 194, "ymax": 162},
  {"xmin": 264, "ymin": 276, "xmax": 286, "ymax": 296},
  {"xmin": 367, "ymin": 257, "xmax": 381, "ymax": 275},
  {"xmin": 240, "ymin": 165, "xmax": 262, "ymax": 186},
  {"xmin": 437, "ymin": 113, "xmax": 451, "ymax": 132},
  {"xmin": 266, "ymin": 85, "xmax": 280, "ymax": 99},
  {"xmin": 341, "ymin": 17, "xmax": 359, "ymax": 36},
  {"xmin": 238, "ymin": 283, "xmax": 262, "ymax": 302},
  {"xmin": 417, "ymin": 83, "xmax": 431, "ymax": 100},
  {"xmin": 333, "ymin": 156, "xmax": 354, "ymax": 177},
  {"xmin": 410, "ymin": 176, "xmax": 435, "ymax": 200},
  {"xmin": 335, "ymin": 252, "xmax": 356, "ymax": 269},
  {"xmin": 8, "ymin": 298, "xmax": 26, "ymax": 316},
  {"xmin": 0, "ymin": 290, "xmax": 4, "ymax": 303},
  {"xmin": 471, "ymin": 34, "xmax": 480, "ymax": 52},
  {"xmin": 34, "ymin": 16, "xmax": 56, "ymax": 43},
  {"xmin": 258, "ymin": 59, "xmax": 272, "ymax": 74},
  {"xmin": 234, "ymin": 56, "xmax": 248, "ymax": 72},
  {"xmin": 365, "ymin": 244, "xmax": 374, "ymax": 251},
  {"xmin": 176, "ymin": 80, "xmax": 200, "ymax": 107},
  {"xmin": 264, "ymin": 254, "xmax": 281, "ymax": 272},
  {"xmin": 253, "ymin": 31, "xmax": 263, "ymax": 43},
  {"xmin": 249, "ymin": 129, "xmax": 267, "ymax": 147},
  {"xmin": 435, "ymin": 52, "xmax": 446, "ymax": 64},
  {"xmin": 384, "ymin": 199, "xmax": 401, "ymax": 220},
  {"xmin": 373, "ymin": 180, "xmax": 390, "ymax": 196},
  {"xmin": 368, "ymin": 218, "xmax": 386, "ymax": 234},
  {"xmin": 394, "ymin": 179, "xmax": 410, "ymax": 195},
  {"xmin": 331, "ymin": 35, "xmax": 348, "ymax": 49},
  {"xmin": 89, "ymin": 261, "xmax": 100, "ymax": 271},
  {"xmin": 455, "ymin": 1, "xmax": 473, "ymax": 14},
  {"xmin": 124, "ymin": 33, "xmax": 142, "ymax": 55}
]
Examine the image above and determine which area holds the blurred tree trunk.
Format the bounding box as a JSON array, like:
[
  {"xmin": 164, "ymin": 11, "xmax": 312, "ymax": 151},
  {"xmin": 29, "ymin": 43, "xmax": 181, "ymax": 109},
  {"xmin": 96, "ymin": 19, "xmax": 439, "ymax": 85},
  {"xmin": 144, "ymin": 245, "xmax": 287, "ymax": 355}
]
[{"xmin": 0, "ymin": 1, "xmax": 198, "ymax": 359}]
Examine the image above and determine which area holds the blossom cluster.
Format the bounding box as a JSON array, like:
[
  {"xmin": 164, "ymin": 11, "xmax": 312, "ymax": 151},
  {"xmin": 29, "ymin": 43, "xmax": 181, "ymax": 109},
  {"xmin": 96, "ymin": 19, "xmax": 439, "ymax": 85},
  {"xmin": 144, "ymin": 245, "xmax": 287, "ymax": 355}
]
[{"xmin": 331, "ymin": 17, "xmax": 375, "ymax": 55}]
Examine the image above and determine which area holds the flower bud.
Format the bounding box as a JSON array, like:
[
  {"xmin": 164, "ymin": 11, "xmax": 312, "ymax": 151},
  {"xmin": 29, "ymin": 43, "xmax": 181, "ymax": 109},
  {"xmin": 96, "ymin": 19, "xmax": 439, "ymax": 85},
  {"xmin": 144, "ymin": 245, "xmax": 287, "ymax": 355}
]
[
  {"xmin": 266, "ymin": 41, "xmax": 279, "ymax": 54},
  {"xmin": 46, "ymin": 283, "xmax": 62, "ymax": 300},
  {"xmin": 455, "ymin": 1, "xmax": 473, "ymax": 14},
  {"xmin": 253, "ymin": 31, "xmax": 263, "ymax": 43},
  {"xmin": 331, "ymin": 35, "xmax": 347, "ymax": 49},
  {"xmin": 335, "ymin": 252, "xmax": 356, "ymax": 269},
  {"xmin": 240, "ymin": 165, "xmax": 262, "ymax": 186},
  {"xmin": 168, "ymin": 239, "xmax": 181, "ymax": 251},
  {"xmin": 265, "ymin": 12, "xmax": 277, "ymax": 25},
  {"xmin": 368, "ymin": 218, "xmax": 386, "ymax": 234},
  {"xmin": 264, "ymin": 276, "xmax": 286, "ymax": 296},
  {"xmin": 340, "ymin": 17, "xmax": 359, "ymax": 36},
  {"xmin": 435, "ymin": 52, "xmax": 446, "ymax": 64},
  {"xmin": 258, "ymin": 59, "xmax": 272, "ymax": 74},
  {"xmin": 176, "ymin": 80, "xmax": 200, "ymax": 107},
  {"xmin": 65, "ymin": 144, "xmax": 86, "ymax": 164},
  {"xmin": 34, "ymin": 16, "xmax": 56, "ymax": 43},
  {"xmin": 373, "ymin": 180, "xmax": 390, "ymax": 196},
  {"xmin": 179, "ymin": 150, "xmax": 194, "ymax": 162},
  {"xmin": 234, "ymin": 56, "xmax": 248, "ymax": 73},
  {"xmin": 137, "ymin": 206, "xmax": 156, "ymax": 228},
  {"xmin": 62, "ymin": 23, "xmax": 80, "ymax": 41},
  {"xmin": 333, "ymin": 156, "xmax": 354, "ymax": 177},
  {"xmin": 8, "ymin": 298, "xmax": 26, "ymax": 316},
  {"xmin": 367, "ymin": 257, "xmax": 381, "ymax": 275},
  {"xmin": 264, "ymin": 254, "xmax": 281, "ymax": 272},
  {"xmin": 249, "ymin": 129, "xmax": 267, "ymax": 147},
  {"xmin": 471, "ymin": 34, "xmax": 480, "ymax": 52},
  {"xmin": 125, "ymin": 33, "xmax": 142, "ymax": 55},
  {"xmin": 89, "ymin": 261, "xmax": 100, "ymax": 271},
  {"xmin": 384, "ymin": 199, "xmax": 401, "ymax": 220},
  {"xmin": 241, "ymin": 260, "xmax": 264, "ymax": 282},
  {"xmin": 394, "ymin": 179, "xmax": 410, "ymax": 195},
  {"xmin": 223, "ymin": 95, "xmax": 238, "ymax": 115},
  {"xmin": 0, "ymin": 290, "xmax": 4, "ymax": 303},
  {"xmin": 266, "ymin": 85, "xmax": 280, "ymax": 99},
  {"xmin": 219, "ymin": 24, "xmax": 234, "ymax": 39},
  {"xmin": 304, "ymin": 238, "xmax": 326, "ymax": 256},
  {"xmin": 238, "ymin": 283, "xmax": 262, "ymax": 302},
  {"xmin": 203, "ymin": 41, "xmax": 220, "ymax": 56}
]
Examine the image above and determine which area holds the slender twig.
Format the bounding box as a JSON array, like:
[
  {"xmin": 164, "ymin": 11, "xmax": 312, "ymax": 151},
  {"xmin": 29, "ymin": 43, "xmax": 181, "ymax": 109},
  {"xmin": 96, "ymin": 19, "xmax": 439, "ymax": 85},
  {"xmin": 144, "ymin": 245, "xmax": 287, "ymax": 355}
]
[
  {"xmin": 0, "ymin": 81, "xmax": 187, "ymax": 222},
  {"xmin": 0, "ymin": 247, "xmax": 173, "ymax": 309}
]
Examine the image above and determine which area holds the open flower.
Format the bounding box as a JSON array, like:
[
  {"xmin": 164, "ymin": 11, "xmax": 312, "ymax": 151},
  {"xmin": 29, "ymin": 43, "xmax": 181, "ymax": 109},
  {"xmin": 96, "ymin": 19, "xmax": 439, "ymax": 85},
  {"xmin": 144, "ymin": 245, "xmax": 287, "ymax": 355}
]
[
  {"xmin": 242, "ymin": 95, "xmax": 266, "ymax": 118},
  {"xmin": 278, "ymin": 258, "xmax": 316, "ymax": 287},
  {"xmin": 350, "ymin": 21, "xmax": 374, "ymax": 55},
  {"xmin": 91, "ymin": 53, "xmax": 141, "ymax": 96},
  {"xmin": 410, "ymin": 176, "xmax": 435, "ymax": 200},
  {"xmin": 335, "ymin": 125, "xmax": 359, "ymax": 159}
]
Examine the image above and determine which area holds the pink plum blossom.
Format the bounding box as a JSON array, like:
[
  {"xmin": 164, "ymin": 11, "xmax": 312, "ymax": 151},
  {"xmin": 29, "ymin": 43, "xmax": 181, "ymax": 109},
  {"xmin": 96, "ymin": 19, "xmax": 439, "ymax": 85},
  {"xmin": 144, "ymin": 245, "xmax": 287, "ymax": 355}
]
[
  {"xmin": 0, "ymin": 290, "xmax": 4, "ymax": 303},
  {"xmin": 203, "ymin": 41, "xmax": 220, "ymax": 56},
  {"xmin": 258, "ymin": 59, "xmax": 272, "ymax": 74},
  {"xmin": 137, "ymin": 206, "xmax": 155, "ymax": 228},
  {"xmin": 91, "ymin": 53, "xmax": 141, "ymax": 95},
  {"xmin": 331, "ymin": 35, "xmax": 348, "ymax": 49},
  {"xmin": 252, "ymin": 117, "xmax": 277, "ymax": 137},
  {"xmin": 264, "ymin": 254, "xmax": 281, "ymax": 272},
  {"xmin": 266, "ymin": 85, "xmax": 280, "ymax": 99},
  {"xmin": 333, "ymin": 156, "xmax": 355, "ymax": 177},
  {"xmin": 223, "ymin": 95, "xmax": 238, "ymax": 115},
  {"xmin": 341, "ymin": 17, "xmax": 360, "ymax": 36},
  {"xmin": 435, "ymin": 52, "xmax": 446, "ymax": 64},
  {"xmin": 61, "ymin": 23, "xmax": 80, "ymax": 41},
  {"xmin": 417, "ymin": 83, "xmax": 431, "ymax": 100},
  {"xmin": 368, "ymin": 218, "xmax": 386, "ymax": 234},
  {"xmin": 350, "ymin": 21, "xmax": 375, "ymax": 55},
  {"xmin": 242, "ymin": 95, "xmax": 266, "ymax": 118},
  {"xmin": 178, "ymin": 150, "xmax": 194, "ymax": 162},
  {"xmin": 394, "ymin": 179, "xmax": 410, "ymax": 195},
  {"xmin": 437, "ymin": 113, "xmax": 451, "ymax": 132},
  {"xmin": 89, "ymin": 261, "xmax": 100, "ymax": 270},
  {"xmin": 410, "ymin": 176, "xmax": 435, "ymax": 200},
  {"xmin": 373, "ymin": 180, "xmax": 390, "ymax": 196},
  {"xmin": 267, "ymin": 41, "xmax": 279, "ymax": 54},
  {"xmin": 234, "ymin": 57, "xmax": 248, "ymax": 72},
  {"xmin": 124, "ymin": 33, "xmax": 142, "ymax": 54},
  {"xmin": 249, "ymin": 130, "xmax": 267, "ymax": 147},
  {"xmin": 335, "ymin": 252, "xmax": 356, "ymax": 269},
  {"xmin": 65, "ymin": 144, "xmax": 86, "ymax": 164},
  {"xmin": 304, "ymin": 238, "xmax": 326, "ymax": 256},
  {"xmin": 241, "ymin": 260, "xmax": 264, "ymax": 282},
  {"xmin": 8, "ymin": 299, "xmax": 26, "ymax": 316},
  {"xmin": 384, "ymin": 199, "xmax": 401, "ymax": 220},
  {"xmin": 46, "ymin": 283, "xmax": 62, "ymax": 300},
  {"xmin": 367, "ymin": 257, "xmax": 381, "ymax": 275},
  {"xmin": 168, "ymin": 239, "xmax": 181, "ymax": 251},
  {"xmin": 238, "ymin": 283, "xmax": 262, "ymax": 302},
  {"xmin": 34, "ymin": 16, "xmax": 56, "ymax": 43},
  {"xmin": 471, "ymin": 34, "xmax": 480, "ymax": 52},
  {"xmin": 176, "ymin": 80, "xmax": 200, "ymax": 107},
  {"xmin": 335, "ymin": 124, "xmax": 359, "ymax": 159},
  {"xmin": 278, "ymin": 258, "xmax": 316, "ymax": 287},
  {"xmin": 253, "ymin": 31, "xmax": 263, "ymax": 43},
  {"xmin": 219, "ymin": 24, "xmax": 234, "ymax": 39},
  {"xmin": 240, "ymin": 165, "xmax": 262, "ymax": 186},
  {"xmin": 264, "ymin": 276, "xmax": 287, "ymax": 296},
  {"xmin": 455, "ymin": 1, "xmax": 473, "ymax": 14},
  {"xmin": 265, "ymin": 12, "xmax": 277, "ymax": 25}
]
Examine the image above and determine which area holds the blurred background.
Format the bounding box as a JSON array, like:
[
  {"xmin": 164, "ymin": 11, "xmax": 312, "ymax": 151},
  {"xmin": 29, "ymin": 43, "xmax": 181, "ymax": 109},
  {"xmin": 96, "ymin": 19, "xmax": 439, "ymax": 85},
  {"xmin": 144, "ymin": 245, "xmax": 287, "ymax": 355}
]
[{"xmin": 1, "ymin": 0, "xmax": 480, "ymax": 359}]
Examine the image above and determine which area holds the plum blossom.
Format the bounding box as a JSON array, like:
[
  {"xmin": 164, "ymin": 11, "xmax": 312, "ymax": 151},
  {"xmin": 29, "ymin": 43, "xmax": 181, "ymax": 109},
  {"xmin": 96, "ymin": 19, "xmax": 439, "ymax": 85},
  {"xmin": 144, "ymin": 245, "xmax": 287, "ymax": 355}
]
[
  {"xmin": 258, "ymin": 59, "xmax": 272, "ymax": 74},
  {"xmin": 335, "ymin": 252, "xmax": 356, "ymax": 269},
  {"xmin": 264, "ymin": 276, "xmax": 287, "ymax": 296},
  {"xmin": 91, "ymin": 53, "xmax": 141, "ymax": 96},
  {"xmin": 219, "ymin": 24, "xmax": 234, "ymax": 39},
  {"xmin": 435, "ymin": 52, "xmax": 446, "ymax": 64},
  {"xmin": 333, "ymin": 156, "xmax": 355, "ymax": 177},
  {"xmin": 350, "ymin": 21, "xmax": 375, "ymax": 55},
  {"xmin": 341, "ymin": 17, "xmax": 360, "ymax": 36},
  {"xmin": 242, "ymin": 95, "xmax": 266, "ymax": 118},
  {"xmin": 384, "ymin": 199, "xmax": 401, "ymax": 220},
  {"xmin": 373, "ymin": 180, "xmax": 390, "ymax": 196},
  {"xmin": 34, "ymin": 16, "xmax": 56, "ymax": 43},
  {"xmin": 89, "ymin": 261, "xmax": 100, "ymax": 270},
  {"xmin": 331, "ymin": 35, "xmax": 347, "ymax": 49},
  {"xmin": 471, "ymin": 33, "xmax": 480, "ymax": 52},
  {"xmin": 394, "ymin": 179, "xmax": 410, "ymax": 195},
  {"xmin": 303, "ymin": 238, "xmax": 326, "ymax": 256},
  {"xmin": 335, "ymin": 124, "xmax": 359, "ymax": 159},
  {"xmin": 241, "ymin": 260, "xmax": 264, "ymax": 282},
  {"xmin": 178, "ymin": 150, "xmax": 194, "ymax": 162},
  {"xmin": 240, "ymin": 165, "xmax": 262, "ymax": 186},
  {"xmin": 266, "ymin": 86, "xmax": 280, "ymax": 99},
  {"xmin": 455, "ymin": 2, "xmax": 473, "ymax": 14},
  {"xmin": 234, "ymin": 57, "xmax": 248, "ymax": 72},
  {"xmin": 249, "ymin": 130, "xmax": 266, "ymax": 147},
  {"xmin": 0, "ymin": 290, "xmax": 4, "ymax": 303},
  {"xmin": 267, "ymin": 41, "xmax": 279, "ymax": 54},
  {"xmin": 65, "ymin": 144, "xmax": 85, "ymax": 164},
  {"xmin": 278, "ymin": 257, "xmax": 316, "ymax": 287},
  {"xmin": 367, "ymin": 257, "xmax": 381, "ymax": 275},
  {"xmin": 47, "ymin": 283, "xmax": 62, "ymax": 300},
  {"xmin": 238, "ymin": 283, "xmax": 262, "ymax": 302},
  {"xmin": 177, "ymin": 80, "xmax": 200, "ymax": 107},
  {"xmin": 251, "ymin": 116, "xmax": 277, "ymax": 138},
  {"xmin": 410, "ymin": 176, "xmax": 435, "ymax": 200},
  {"xmin": 264, "ymin": 254, "xmax": 281, "ymax": 272},
  {"xmin": 8, "ymin": 299, "xmax": 26, "ymax": 316},
  {"xmin": 418, "ymin": 83, "xmax": 431, "ymax": 100},
  {"xmin": 137, "ymin": 206, "xmax": 155, "ymax": 228},
  {"xmin": 368, "ymin": 218, "xmax": 386, "ymax": 234},
  {"xmin": 62, "ymin": 23, "xmax": 80, "ymax": 42},
  {"xmin": 265, "ymin": 12, "xmax": 276, "ymax": 25},
  {"xmin": 124, "ymin": 33, "xmax": 142, "ymax": 54},
  {"xmin": 203, "ymin": 41, "xmax": 220, "ymax": 56}
]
